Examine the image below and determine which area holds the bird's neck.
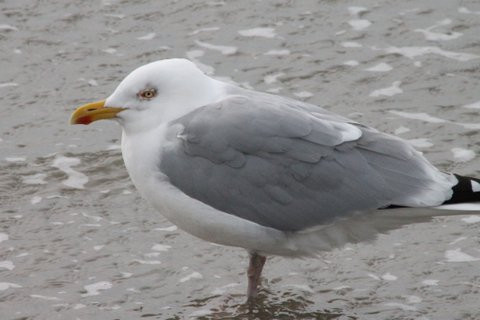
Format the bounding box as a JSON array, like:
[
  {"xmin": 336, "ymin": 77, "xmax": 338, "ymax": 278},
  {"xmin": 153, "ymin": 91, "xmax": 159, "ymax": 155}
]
[{"xmin": 121, "ymin": 124, "xmax": 167, "ymax": 196}]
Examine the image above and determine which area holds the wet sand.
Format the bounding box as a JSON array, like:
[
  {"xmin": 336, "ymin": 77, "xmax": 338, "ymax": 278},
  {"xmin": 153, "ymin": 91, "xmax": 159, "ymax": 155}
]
[{"xmin": 1, "ymin": 0, "xmax": 480, "ymax": 319}]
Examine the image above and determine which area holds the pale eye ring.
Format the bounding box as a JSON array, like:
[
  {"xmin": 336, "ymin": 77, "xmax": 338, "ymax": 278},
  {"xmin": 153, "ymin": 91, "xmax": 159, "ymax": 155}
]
[{"xmin": 138, "ymin": 88, "xmax": 157, "ymax": 100}]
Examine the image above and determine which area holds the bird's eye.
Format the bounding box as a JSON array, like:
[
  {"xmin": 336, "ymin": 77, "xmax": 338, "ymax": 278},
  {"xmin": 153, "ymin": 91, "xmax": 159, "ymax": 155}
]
[{"xmin": 138, "ymin": 88, "xmax": 157, "ymax": 100}]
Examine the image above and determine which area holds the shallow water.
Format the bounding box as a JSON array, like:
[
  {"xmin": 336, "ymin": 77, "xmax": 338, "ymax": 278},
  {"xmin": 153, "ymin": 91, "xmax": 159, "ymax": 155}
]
[{"xmin": 1, "ymin": 0, "xmax": 480, "ymax": 319}]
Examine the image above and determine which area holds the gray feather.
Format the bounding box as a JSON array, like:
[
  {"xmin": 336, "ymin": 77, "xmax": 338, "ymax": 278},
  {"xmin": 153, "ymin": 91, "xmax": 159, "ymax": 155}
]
[{"xmin": 159, "ymin": 90, "xmax": 456, "ymax": 231}]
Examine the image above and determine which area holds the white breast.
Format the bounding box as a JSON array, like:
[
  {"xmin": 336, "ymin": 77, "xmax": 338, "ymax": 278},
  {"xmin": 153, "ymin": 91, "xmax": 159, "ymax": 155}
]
[{"xmin": 120, "ymin": 125, "xmax": 288, "ymax": 255}]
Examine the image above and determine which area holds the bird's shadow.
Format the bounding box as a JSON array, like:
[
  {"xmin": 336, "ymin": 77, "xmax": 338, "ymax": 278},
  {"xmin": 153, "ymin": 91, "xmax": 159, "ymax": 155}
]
[{"xmin": 179, "ymin": 289, "xmax": 355, "ymax": 320}]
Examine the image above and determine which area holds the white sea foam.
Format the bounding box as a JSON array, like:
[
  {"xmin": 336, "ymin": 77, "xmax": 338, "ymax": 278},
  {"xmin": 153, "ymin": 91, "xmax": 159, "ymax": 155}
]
[
  {"xmin": 404, "ymin": 295, "xmax": 422, "ymax": 304},
  {"xmin": 238, "ymin": 27, "xmax": 276, "ymax": 38},
  {"xmin": 383, "ymin": 302, "xmax": 417, "ymax": 311},
  {"xmin": 266, "ymin": 87, "xmax": 282, "ymax": 93},
  {"xmin": 294, "ymin": 91, "xmax": 313, "ymax": 99},
  {"xmin": 461, "ymin": 216, "xmax": 480, "ymax": 224},
  {"xmin": 152, "ymin": 244, "xmax": 172, "ymax": 252},
  {"xmin": 106, "ymin": 144, "xmax": 121, "ymax": 150},
  {"xmin": 207, "ymin": 1, "xmax": 226, "ymax": 6},
  {"xmin": 80, "ymin": 223, "xmax": 101, "ymax": 227},
  {"xmin": 137, "ymin": 32, "xmax": 156, "ymax": 40},
  {"xmin": 104, "ymin": 13, "xmax": 125, "ymax": 19},
  {"xmin": 30, "ymin": 294, "xmax": 61, "ymax": 301},
  {"xmin": 189, "ymin": 309, "xmax": 214, "ymax": 318},
  {"xmin": 5, "ymin": 156, "xmax": 26, "ymax": 162},
  {"xmin": 341, "ymin": 41, "xmax": 362, "ymax": 48},
  {"xmin": 133, "ymin": 259, "xmax": 161, "ymax": 265},
  {"xmin": 394, "ymin": 126, "xmax": 410, "ymax": 135},
  {"xmin": 414, "ymin": 19, "xmax": 462, "ymax": 41},
  {"xmin": 365, "ymin": 62, "xmax": 392, "ymax": 72},
  {"xmin": 348, "ymin": 19, "xmax": 371, "ymax": 31},
  {"xmin": 0, "ymin": 24, "xmax": 18, "ymax": 31},
  {"xmin": 121, "ymin": 272, "xmax": 133, "ymax": 278},
  {"xmin": 389, "ymin": 111, "xmax": 446, "ymax": 123},
  {"xmin": 82, "ymin": 281, "xmax": 113, "ymax": 296},
  {"xmin": 388, "ymin": 114, "xmax": 480, "ymax": 131},
  {"xmin": 102, "ymin": 48, "xmax": 117, "ymax": 54},
  {"xmin": 367, "ymin": 273, "xmax": 381, "ymax": 280},
  {"xmin": 284, "ymin": 284, "xmax": 314, "ymax": 293},
  {"xmin": 457, "ymin": 122, "xmax": 480, "ymax": 130},
  {"xmin": 158, "ymin": 45, "xmax": 171, "ymax": 51},
  {"xmin": 445, "ymin": 248, "xmax": 480, "ymax": 262},
  {"xmin": 462, "ymin": 100, "xmax": 480, "ymax": 109},
  {"xmin": 333, "ymin": 285, "xmax": 351, "ymax": 291},
  {"xmin": 0, "ymin": 260, "xmax": 15, "ymax": 271},
  {"xmin": 374, "ymin": 46, "xmax": 479, "ymax": 61},
  {"xmin": 449, "ymin": 236, "xmax": 467, "ymax": 245},
  {"xmin": 185, "ymin": 50, "xmax": 215, "ymax": 75},
  {"xmin": 0, "ymin": 82, "xmax": 19, "ymax": 88},
  {"xmin": 52, "ymin": 156, "xmax": 88, "ymax": 189},
  {"xmin": 407, "ymin": 138, "xmax": 433, "ymax": 149},
  {"xmin": 458, "ymin": 7, "xmax": 480, "ymax": 15},
  {"xmin": 211, "ymin": 283, "xmax": 240, "ymax": 295},
  {"xmin": 382, "ymin": 272, "xmax": 398, "ymax": 281},
  {"xmin": 22, "ymin": 173, "xmax": 47, "ymax": 185},
  {"xmin": 154, "ymin": 225, "xmax": 178, "ymax": 232},
  {"xmin": 195, "ymin": 40, "xmax": 237, "ymax": 55},
  {"xmin": 343, "ymin": 60, "xmax": 359, "ymax": 66},
  {"xmin": 31, "ymin": 196, "xmax": 42, "ymax": 205},
  {"xmin": 189, "ymin": 27, "xmax": 220, "ymax": 35},
  {"xmin": 0, "ymin": 233, "xmax": 9, "ymax": 243},
  {"xmin": 88, "ymin": 79, "xmax": 98, "ymax": 86},
  {"xmin": 0, "ymin": 282, "xmax": 21, "ymax": 291},
  {"xmin": 264, "ymin": 72, "xmax": 285, "ymax": 84},
  {"xmin": 144, "ymin": 252, "xmax": 161, "ymax": 258},
  {"xmin": 180, "ymin": 271, "xmax": 203, "ymax": 283},
  {"xmin": 263, "ymin": 49, "xmax": 290, "ymax": 56},
  {"xmin": 81, "ymin": 212, "xmax": 103, "ymax": 222},
  {"xmin": 73, "ymin": 303, "xmax": 86, "ymax": 309},
  {"xmin": 348, "ymin": 6, "xmax": 368, "ymax": 16},
  {"xmin": 422, "ymin": 279, "xmax": 439, "ymax": 286},
  {"xmin": 369, "ymin": 81, "xmax": 402, "ymax": 97},
  {"xmin": 451, "ymin": 147, "xmax": 475, "ymax": 162}
]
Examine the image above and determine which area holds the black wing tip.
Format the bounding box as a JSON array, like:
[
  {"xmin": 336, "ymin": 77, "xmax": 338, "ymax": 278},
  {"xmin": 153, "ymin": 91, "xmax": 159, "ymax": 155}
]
[{"xmin": 442, "ymin": 174, "xmax": 480, "ymax": 205}]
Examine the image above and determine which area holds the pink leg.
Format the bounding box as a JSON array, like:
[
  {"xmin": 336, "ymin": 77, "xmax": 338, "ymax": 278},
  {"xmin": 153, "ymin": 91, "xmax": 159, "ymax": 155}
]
[{"xmin": 247, "ymin": 252, "xmax": 267, "ymax": 301}]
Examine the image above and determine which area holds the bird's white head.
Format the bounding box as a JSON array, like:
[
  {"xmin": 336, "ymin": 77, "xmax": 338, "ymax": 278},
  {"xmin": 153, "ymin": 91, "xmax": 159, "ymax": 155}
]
[{"xmin": 70, "ymin": 59, "xmax": 223, "ymax": 133}]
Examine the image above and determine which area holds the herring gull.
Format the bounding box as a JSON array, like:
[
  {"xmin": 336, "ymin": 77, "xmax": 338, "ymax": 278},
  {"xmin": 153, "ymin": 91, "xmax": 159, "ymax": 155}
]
[{"xmin": 70, "ymin": 59, "xmax": 480, "ymax": 301}]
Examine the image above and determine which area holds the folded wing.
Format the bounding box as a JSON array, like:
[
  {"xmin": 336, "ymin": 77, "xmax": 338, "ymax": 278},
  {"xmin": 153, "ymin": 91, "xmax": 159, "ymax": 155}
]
[{"xmin": 160, "ymin": 92, "xmax": 456, "ymax": 232}]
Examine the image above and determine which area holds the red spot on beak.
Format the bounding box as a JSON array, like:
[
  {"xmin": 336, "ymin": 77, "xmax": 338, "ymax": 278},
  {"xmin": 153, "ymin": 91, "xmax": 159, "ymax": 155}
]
[{"xmin": 76, "ymin": 116, "xmax": 92, "ymax": 125}]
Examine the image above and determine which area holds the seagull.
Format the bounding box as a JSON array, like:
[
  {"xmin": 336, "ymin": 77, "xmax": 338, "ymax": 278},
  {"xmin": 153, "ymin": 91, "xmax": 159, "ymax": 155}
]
[{"xmin": 71, "ymin": 58, "xmax": 480, "ymax": 301}]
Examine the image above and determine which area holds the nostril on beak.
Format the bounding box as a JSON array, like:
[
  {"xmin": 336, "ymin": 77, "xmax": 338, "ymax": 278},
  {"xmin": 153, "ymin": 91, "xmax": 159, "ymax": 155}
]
[{"xmin": 87, "ymin": 108, "xmax": 96, "ymax": 111}]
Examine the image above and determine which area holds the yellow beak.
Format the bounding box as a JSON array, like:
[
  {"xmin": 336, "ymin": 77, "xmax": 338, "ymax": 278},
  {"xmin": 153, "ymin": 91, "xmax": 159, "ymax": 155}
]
[{"xmin": 70, "ymin": 100, "xmax": 125, "ymax": 125}]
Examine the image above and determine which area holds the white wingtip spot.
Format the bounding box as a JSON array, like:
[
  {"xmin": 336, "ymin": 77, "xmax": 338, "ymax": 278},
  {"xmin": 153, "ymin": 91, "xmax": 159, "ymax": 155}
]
[
  {"xmin": 336, "ymin": 123, "xmax": 362, "ymax": 142},
  {"xmin": 471, "ymin": 180, "xmax": 480, "ymax": 192}
]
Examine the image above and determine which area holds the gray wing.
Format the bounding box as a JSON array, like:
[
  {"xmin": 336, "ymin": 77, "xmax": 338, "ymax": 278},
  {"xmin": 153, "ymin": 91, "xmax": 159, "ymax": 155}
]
[{"xmin": 160, "ymin": 92, "xmax": 456, "ymax": 232}]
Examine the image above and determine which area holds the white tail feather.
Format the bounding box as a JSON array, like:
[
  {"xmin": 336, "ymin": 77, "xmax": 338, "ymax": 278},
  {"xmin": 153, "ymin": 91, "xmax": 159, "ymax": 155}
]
[{"xmin": 435, "ymin": 203, "xmax": 480, "ymax": 211}]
